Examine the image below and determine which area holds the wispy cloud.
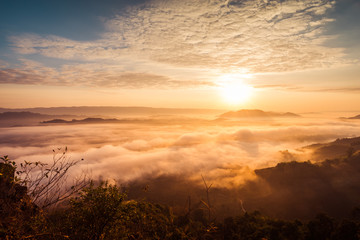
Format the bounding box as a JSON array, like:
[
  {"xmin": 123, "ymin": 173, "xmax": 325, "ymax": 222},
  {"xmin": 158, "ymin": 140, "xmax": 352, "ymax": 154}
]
[
  {"xmin": 253, "ymin": 84, "xmax": 302, "ymax": 91},
  {"xmin": 0, "ymin": 59, "xmax": 213, "ymax": 88},
  {"xmin": 253, "ymin": 83, "xmax": 360, "ymax": 93},
  {"xmin": 2, "ymin": 0, "xmax": 353, "ymax": 88},
  {"xmin": 108, "ymin": 0, "xmax": 347, "ymax": 72}
]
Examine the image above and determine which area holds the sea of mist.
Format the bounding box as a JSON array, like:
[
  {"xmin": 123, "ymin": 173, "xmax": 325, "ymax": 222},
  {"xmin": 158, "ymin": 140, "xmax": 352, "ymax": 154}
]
[{"xmin": 1, "ymin": 111, "xmax": 360, "ymax": 219}]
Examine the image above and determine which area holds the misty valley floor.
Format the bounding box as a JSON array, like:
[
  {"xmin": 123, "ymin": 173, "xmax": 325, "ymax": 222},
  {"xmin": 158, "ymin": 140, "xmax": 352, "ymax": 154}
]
[{"xmin": 1, "ymin": 109, "xmax": 360, "ymax": 220}]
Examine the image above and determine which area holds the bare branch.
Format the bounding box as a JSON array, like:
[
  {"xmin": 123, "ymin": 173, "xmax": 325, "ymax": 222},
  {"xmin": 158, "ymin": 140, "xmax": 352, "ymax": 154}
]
[
  {"xmin": 201, "ymin": 174, "xmax": 213, "ymax": 221},
  {"xmin": 16, "ymin": 147, "xmax": 90, "ymax": 209}
]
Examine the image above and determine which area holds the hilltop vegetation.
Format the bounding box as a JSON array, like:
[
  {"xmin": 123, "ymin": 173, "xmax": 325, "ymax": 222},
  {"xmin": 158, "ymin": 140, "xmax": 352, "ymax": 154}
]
[{"xmin": 2, "ymin": 156, "xmax": 360, "ymax": 239}]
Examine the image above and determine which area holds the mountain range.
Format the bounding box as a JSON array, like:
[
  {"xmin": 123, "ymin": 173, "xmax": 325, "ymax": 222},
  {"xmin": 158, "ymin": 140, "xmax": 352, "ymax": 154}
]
[
  {"xmin": 219, "ymin": 109, "xmax": 301, "ymax": 118},
  {"xmin": 0, "ymin": 106, "xmax": 224, "ymax": 117}
]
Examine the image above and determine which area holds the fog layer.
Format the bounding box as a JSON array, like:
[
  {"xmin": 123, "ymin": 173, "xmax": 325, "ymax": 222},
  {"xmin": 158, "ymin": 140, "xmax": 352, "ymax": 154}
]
[{"xmin": 1, "ymin": 114, "xmax": 360, "ymax": 219}]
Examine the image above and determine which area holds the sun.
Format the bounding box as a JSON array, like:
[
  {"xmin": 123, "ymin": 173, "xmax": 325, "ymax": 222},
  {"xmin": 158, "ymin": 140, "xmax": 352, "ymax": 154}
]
[{"xmin": 217, "ymin": 74, "xmax": 254, "ymax": 105}]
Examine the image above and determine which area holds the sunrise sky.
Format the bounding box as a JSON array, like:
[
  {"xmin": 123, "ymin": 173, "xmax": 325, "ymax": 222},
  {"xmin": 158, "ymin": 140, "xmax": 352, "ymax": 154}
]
[{"xmin": 0, "ymin": 0, "xmax": 359, "ymax": 111}]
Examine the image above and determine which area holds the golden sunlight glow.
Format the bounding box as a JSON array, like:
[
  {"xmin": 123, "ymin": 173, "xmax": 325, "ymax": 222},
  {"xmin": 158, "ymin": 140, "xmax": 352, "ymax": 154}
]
[{"xmin": 217, "ymin": 74, "xmax": 254, "ymax": 105}]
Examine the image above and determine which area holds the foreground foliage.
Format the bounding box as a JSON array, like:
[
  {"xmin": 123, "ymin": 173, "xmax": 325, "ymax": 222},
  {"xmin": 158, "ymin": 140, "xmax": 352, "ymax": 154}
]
[
  {"xmin": 53, "ymin": 183, "xmax": 179, "ymax": 239},
  {"xmin": 1, "ymin": 156, "xmax": 360, "ymax": 239}
]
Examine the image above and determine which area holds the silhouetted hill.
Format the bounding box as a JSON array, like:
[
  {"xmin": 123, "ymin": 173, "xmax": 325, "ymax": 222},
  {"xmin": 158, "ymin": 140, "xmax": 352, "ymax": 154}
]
[
  {"xmin": 219, "ymin": 109, "xmax": 300, "ymax": 118},
  {"xmin": 0, "ymin": 111, "xmax": 51, "ymax": 120},
  {"xmin": 251, "ymin": 153, "xmax": 360, "ymax": 219},
  {"xmin": 303, "ymin": 136, "xmax": 360, "ymax": 160},
  {"xmin": 348, "ymin": 114, "xmax": 360, "ymax": 119},
  {"xmin": 42, "ymin": 118, "xmax": 120, "ymax": 124},
  {"xmin": 42, "ymin": 119, "xmax": 68, "ymax": 123}
]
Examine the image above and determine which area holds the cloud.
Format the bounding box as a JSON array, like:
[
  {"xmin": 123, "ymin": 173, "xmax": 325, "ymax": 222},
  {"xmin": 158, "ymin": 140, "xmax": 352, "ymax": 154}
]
[
  {"xmin": 0, "ymin": 59, "xmax": 212, "ymax": 88},
  {"xmin": 308, "ymin": 87, "xmax": 360, "ymax": 93},
  {"xmin": 254, "ymin": 83, "xmax": 360, "ymax": 93},
  {"xmin": 0, "ymin": 60, "xmax": 10, "ymax": 68},
  {"xmin": 121, "ymin": 0, "xmax": 344, "ymax": 73},
  {"xmin": 9, "ymin": 34, "xmax": 126, "ymax": 60},
  {"xmin": 2, "ymin": 0, "xmax": 355, "ymax": 88}
]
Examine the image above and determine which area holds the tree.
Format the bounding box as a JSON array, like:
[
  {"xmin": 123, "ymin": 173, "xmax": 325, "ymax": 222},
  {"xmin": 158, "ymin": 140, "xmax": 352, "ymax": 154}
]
[
  {"xmin": 16, "ymin": 147, "xmax": 89, "ymax": 208},
  {"xmin": 306, "ymin": 213, "xmax": 334, "ymax": 240},
  {"xmin": 63, "ymin": 182, "xmax": 126, "ymax": 240},
  {"xmin": 0, "ymin": 156, "xmax": 46, "ymax": 239},
  {"xmin": 61, "ymin": 182, "xmax": 180, "ymax": 240}
]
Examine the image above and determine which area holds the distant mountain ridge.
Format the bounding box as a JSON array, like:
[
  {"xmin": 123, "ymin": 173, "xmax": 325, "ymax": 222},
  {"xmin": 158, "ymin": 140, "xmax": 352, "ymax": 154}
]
[
  {"xmin": 0, "ymin": 111, "xmax": 51, "ymax": 119},
  {"xmin": 347, "ymin": 114, "xmax": 360, "ymax": 119},
  {"xmin": 0, "ymin": 111, "xmax": 77, "ymax": 127},
  {"xmin": 219, "ymin": 109, "xmax": 300, "ymax": 118},
  {"xmin": 42, "ymin": 118, "xmax": 120, "ymax": 124},
  {"xmin": 0, "ymin": 106, "xmax": 224, "ymax": 117}
]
